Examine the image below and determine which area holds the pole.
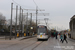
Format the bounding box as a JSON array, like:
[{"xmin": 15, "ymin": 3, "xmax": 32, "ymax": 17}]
[
  {"xmin": 19, "ymin": 6, "xmax": 21, "ymax": 37},
  {"xmin": 30, "ymin": 13, "xmax": 32, "ymax": 36},
  {"xmin": 15, "ymin": 5, "xmax": 18, "ymax": 39},
  {"xmin": 26, "ymin": 12, "xmax": 28, "ymax": 36},
  {"xmin": 10, "ymin": 3, "xmax": 13, "ymax": 40},
  {"xmin": 21, "ymin": 9, "xmax": 23, "ymax": 37},
  {"xmin": 36, "ymin": 6, "xmax": 38, "ymax": 34}
]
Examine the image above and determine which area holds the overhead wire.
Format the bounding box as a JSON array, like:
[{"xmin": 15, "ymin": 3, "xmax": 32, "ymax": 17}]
[
  {"xmin": 12, "ymin": 0, "xmax": 34, "ymax": 10},
  {"xmin": 12, "ymin": 0, "xmax": 21, "ymax": 6},
  {"xmin": 33, "ymin": 0, "xmax": 50, "ymax": 28},
  {"xmin": 33, "ymin": 0, "xmax": 48, "ymax": 16},
  {"xmin": 33, "ymin": 0, "xmax": 38, "ymax": 6},
  {"xmin": 12, "ymin": 0, "xmax": 49, "ymax": 17}
]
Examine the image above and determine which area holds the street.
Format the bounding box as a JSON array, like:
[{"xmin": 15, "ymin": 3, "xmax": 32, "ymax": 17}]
[
  {"xmin": 0, "ymin": 36, "xmax": 75, "ymax": 50},
  {"xmin": 0, "ymin": 0, "xmax": 75, "ymax": 50}
]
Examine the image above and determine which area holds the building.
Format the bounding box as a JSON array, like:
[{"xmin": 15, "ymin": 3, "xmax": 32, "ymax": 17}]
[{"xmin": 69, "ymin": 15, "xmax": 75, "ymax": 39}]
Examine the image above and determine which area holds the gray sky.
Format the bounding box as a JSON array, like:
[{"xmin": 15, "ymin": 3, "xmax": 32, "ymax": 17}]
[{"xmin": 0, "ymin": 0, "xmax": 75, "ymax": 30}]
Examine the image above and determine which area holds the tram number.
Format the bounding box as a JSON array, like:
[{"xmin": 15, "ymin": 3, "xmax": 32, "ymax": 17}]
[{"xmin": 40, "ymin": 35, "xmax": 42, "ymax": 37}]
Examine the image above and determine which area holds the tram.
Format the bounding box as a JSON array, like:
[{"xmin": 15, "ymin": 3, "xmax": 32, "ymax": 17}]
[{"xmin": 37, "ymin": 25, "xmax": 49, "ymax": 40}]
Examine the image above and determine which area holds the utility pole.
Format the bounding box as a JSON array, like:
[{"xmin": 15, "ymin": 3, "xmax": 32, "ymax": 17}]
[
  {"xmin": 36, "ymin": 6, "xmax": 38, "ymax": 34},
  {"xmin": 21, "ymin": 9, "xmax": 23, "ymax": 37},
  {"xmin": 19, "ymin": 6, "xmax": 21, "ymax": 37},
  {"xmin": 26, "ymin": 12, "xmax": 28, "ymax": 36},
  {"xmin": 30, "ymin": 13, "xmax": 32, "ymax": 36},
  {"xmin": 15, "ymin": 5, "xmax": 18, "ymax": 39},
  {"xmin": 10, "ymin": 3, "xmax": 13, "ymax": 40}
]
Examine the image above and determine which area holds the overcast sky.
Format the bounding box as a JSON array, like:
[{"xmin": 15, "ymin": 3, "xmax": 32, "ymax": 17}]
[{"xmin": 0, "ymin": 0, "xmax": 75, "ymax": 30}]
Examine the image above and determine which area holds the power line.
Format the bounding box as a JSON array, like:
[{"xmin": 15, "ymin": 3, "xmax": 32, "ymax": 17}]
[
  {"xmin": 12, "ymin": 0, "xmax": 48, "ymax": 16},
  {"xmin": 12, "ymin": 0, "xmax": 33, "ymax": 9},
  {"xmin": 33, "ymin": 0, "xmax": 38, "ymax": 6},
  {"xmin": 12, "ymin": 0, "xmax": 21, "ymax": 6},
  {"xmin": 12, "ymin": 0, "xmax": 49, "ymax": 17},
  {"xmin": 33, "ymin": 0, "xmax": 49, "ymax": 16}
]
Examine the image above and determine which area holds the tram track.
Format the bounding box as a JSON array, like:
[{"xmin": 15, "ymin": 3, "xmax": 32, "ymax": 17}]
[
  {"xmin": 21, "ymin": 41, "xmax": 38, "ymax": 50},
  {"xmin": 0, "ymin": 37, "xmax": 36, "ymax": 49},
  {"xmin": 0, "ymin": 37, "xmax": 45, "ymax": 50},
  {"xmin": 31, "ymin": 41, "xmax": 44, "ymax": 50},
  {"xmin": 21, "ymin": 40, "xmax": 45, "ymax": 50}
]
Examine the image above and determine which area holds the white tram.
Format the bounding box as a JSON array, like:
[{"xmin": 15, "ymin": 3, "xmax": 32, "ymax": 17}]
[{"xmin": 37, "ymin": 25, "xmax": 48, "ymax": 40}]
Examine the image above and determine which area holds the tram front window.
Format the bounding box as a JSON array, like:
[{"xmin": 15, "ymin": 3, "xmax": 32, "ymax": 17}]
[{"xmin": 37, "ymin": 28, "xmax": 47, "ymax": 35}]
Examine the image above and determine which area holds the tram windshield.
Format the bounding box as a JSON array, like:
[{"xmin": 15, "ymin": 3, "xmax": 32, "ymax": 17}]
[{"xmin": 37, "ymin": 28, "xmax": 47, "ymax": 35}]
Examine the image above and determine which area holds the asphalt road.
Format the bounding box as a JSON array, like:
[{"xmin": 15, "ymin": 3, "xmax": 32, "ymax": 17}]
[{"xmin": 0, "ymin": 37, "xmax": 75, "ymax": 50}]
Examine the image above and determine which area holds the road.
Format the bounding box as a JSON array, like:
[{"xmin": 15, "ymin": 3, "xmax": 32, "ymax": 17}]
[{"xmin": 0, "ymin": 37, "xmax": 75, "ymax": 50}]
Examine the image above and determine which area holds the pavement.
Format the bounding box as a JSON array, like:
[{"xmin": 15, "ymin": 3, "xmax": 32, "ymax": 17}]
[
  {"xmin": 0, "ymin": 36, "xmax": 5, "ymax": 39},
  {"xmin": 68, "ymin": 38, "xmax": 75, "ymax": 42},
  {"xmin": 0, "ymin": 35, "xmax": 36, "ymax": 42},
  {"xmin": 0, "ymin": 36, "xmax": 75, "ymax": 50}
]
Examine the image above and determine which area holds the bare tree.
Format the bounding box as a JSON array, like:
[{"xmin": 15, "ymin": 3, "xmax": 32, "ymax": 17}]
[
  {"xmin": 0, "ymin": 13, "xmax": 6, "ymax": 24},
  {"xmin": 0, "ymin": 13, "xmax": 5, "ymax": 20},
  {"xmin": 0, "ymin": 13, "xmax": 8, "ymax": 32},
  {"xmin": 7, "ymin": 19, "xmax": 15, "ymax": 25}
]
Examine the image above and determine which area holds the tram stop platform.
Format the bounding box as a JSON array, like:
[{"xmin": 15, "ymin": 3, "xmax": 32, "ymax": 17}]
[{"xmin": 0, "ymin": 35, "xmax": 36, "ymax": 43}]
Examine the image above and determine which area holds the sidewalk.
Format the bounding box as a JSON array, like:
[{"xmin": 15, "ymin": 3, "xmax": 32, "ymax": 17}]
[
  {"xmin": 0, "ymin": 36, "xmax": 36, "ymax": 42},
  {"xmin": 67, "ymin": 38, "xmax": 75, "ymax": 42},
  {"xmin": 0, "ymin": 36, "xmax": 5, "ymax": 39}
]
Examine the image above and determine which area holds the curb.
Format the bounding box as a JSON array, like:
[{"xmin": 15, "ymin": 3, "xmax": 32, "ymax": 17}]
[
  {"xmin": 0, "ymin": 36, "xmax": 36, "ymax": 41},
  {"xmin": 20, "ymin": 36, "xmax": 36, "ymax": 41}
]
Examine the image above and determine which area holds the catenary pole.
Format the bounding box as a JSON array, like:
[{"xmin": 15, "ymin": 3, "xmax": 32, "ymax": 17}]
[
  {"xmin": 36, "ymin": 6, "xmax": 38, "ymax": 34},
  {"xmin": 19, "ymin": 6, "xmax": 21, "ymax": 37},
  {"xmin": 10, "ymin": 3, "xmax": 13, "ymax": 40},
  {"xmin": 21, "ymin": 9, "xmax": 23, "ymax": 37},
  {"xmin": 30, "ymin": 13, "xmax": 32, "ymax": 36},
  {"xmin": 26, "ymin": 12, "xmax": 28, "ymax": 36},
  {"xmin": 15, "ymin": 5, "xmax": 18, "ymax": 39}
]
